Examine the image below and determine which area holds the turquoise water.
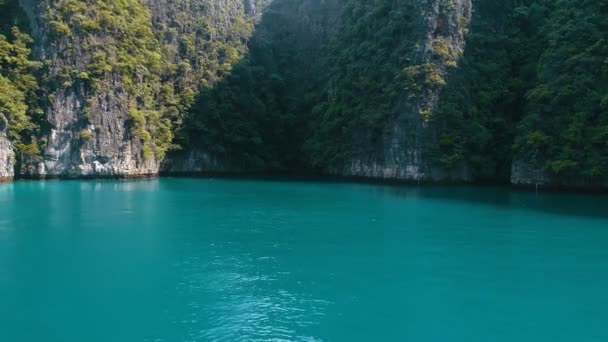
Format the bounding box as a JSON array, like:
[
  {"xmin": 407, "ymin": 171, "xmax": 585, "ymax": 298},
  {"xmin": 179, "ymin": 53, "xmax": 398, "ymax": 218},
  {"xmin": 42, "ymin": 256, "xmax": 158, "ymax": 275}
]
[{"xmin": 1, "ymin": 179, "xmax": 608, "ymax": 342}]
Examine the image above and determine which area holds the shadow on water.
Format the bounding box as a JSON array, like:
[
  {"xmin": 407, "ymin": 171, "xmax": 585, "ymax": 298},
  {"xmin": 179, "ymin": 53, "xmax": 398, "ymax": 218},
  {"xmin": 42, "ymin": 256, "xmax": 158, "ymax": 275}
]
[
  {"xmin": 382, "ymin": 184, "xmax": 608, "ymax": 219},
  {"xmin": 348, "ymin": 179, "xmax": 608, "ymax": 219},
  {"xmin": 162, "ymin": 174, "xmax": 608, "ymax": 219}
]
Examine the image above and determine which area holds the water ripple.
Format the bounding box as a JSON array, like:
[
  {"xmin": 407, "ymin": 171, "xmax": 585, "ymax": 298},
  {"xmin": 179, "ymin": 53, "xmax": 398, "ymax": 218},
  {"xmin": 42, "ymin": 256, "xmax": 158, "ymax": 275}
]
[{"xmin": 167, "ymin": 252, "xmax": 330, "ymax": 341}]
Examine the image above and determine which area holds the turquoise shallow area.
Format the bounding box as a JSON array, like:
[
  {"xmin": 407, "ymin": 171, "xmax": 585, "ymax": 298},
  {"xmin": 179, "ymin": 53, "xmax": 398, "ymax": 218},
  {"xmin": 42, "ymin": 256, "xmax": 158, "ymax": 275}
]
[{"xmin": 1, "ymin": 178, "xmax": 608, "ymax": 341}]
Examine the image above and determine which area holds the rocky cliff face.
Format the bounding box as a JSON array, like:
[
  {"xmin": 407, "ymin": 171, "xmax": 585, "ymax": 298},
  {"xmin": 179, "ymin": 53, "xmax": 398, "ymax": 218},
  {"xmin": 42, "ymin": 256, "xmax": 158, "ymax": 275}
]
[
  {"xmin": 507, "ymin": 0, "xmax": 608, "ymax": 191},
  {"xmin": 12, "ymin": 0, "xmax": 260, "ymax": 179},
  {"xmin": 3, "ymin": 0, "xmax": 604, "ymax": 190},
  {"xmin": 146, "ymin": 0, "xmax": 266, "ymax": 89},
  {"xmin": 338, "ymin": 0, "xmax": 472, "ymax": 182},
  {"xmin": 162, "ymin": 150, "xmax": 234, "ymax": 174},
  {"xmin": 16, "ymin": 0, "xmax": 158, "ymax": 178},
  {"xmin": 177, "ymin": 0, "xmax": 473, "ymax": 181},
  {"xmin": 511, "ymin": 160, "xmax": 608, "ymax": 191},
  {"xmin": 0, "ymin": 114, "xmax": 14, "ymax": 182},
  {"xmin": 163, "ymin": 0, "xmax": 342, "ymax": 175}
]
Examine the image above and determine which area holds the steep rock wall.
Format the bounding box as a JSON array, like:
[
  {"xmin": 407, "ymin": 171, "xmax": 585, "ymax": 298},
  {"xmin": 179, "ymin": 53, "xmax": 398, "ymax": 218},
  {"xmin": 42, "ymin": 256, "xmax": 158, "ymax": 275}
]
[
  {"xmin": 4, "ymin": 0, "xmax": 604, "ymax": 191},
  {"xmin": 509, "ymin": 0, "xmax": 608, "ymax": 191},
  {"xmin": 0, "ymin": 114, "xmax": 14, "ymax": 182},
  {"xmin": 165, "ymin": 0, "xmax": 342, "ymax": 174},
  {"xmin": 336, "ymin": 0, "xmax": 472, "ymax": 182},
  {"xmin": 146, "ymin": 0, "xmax": 266, "ymax": 89},
  {"xmin": 511, "ymin": 161, "xmax": 608, "ymax": 191},
  {"xmin": 171, "ymin": 0, "xmax": 473, "ymax": 181},
  {"xmin": 17, "ymin": 0, "xmax": 161, "ymax": 178},
  {"xmin": 14, "ymin": 0, "xmax": 261, "ymax": 179},
  {"xmin": 162, "ymin": 150, "xmax": 234, "ymax": 174}
]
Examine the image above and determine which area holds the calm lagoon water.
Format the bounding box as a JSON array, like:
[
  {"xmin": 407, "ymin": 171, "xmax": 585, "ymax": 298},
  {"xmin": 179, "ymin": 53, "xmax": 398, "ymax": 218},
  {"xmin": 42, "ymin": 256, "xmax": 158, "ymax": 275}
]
[{"xmin": 1, "ymin": 178, "xmax": 608, "ymax": 342}]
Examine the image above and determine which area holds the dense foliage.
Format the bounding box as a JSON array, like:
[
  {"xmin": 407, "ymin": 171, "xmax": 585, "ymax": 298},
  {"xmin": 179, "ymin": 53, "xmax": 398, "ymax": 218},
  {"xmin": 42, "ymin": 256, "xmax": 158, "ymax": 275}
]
[
  {"xmin": 155, "ymin": 0, "xmax": 266, "ymax": 148},
  {"xmin": 434, "ymin": 0, "xmax": 608, "ymax": 182},
  {"xmin": 47, "ymin": 0, "xmax": 179, "ymax": 160},
  {"xmin": 432, "ymin": 0, "xmax": 548, "ymax": 180},
  {"xmin": 186, "ymin": 0, "xmax": 608, "ymax": 182},
  {"xmin": 1, "ymin": 0, "xmax": 606, "ymax": 183},
  {"xmin": 516, "ymin": 0, "xmax": 608, "ymax": 181},
  {"xmin": 48, "ymin": 0, "xmax": 262, "ymax": 160},
  {"xmin": 0, "ymin": 0, "xmax": 42, "ymax": 156},
  {"xmin": 0, "ymin": 0, "xmax": 259, "ymax": 165},
  {"xmin": 306, "ymin": 0, "xmax": 427, "ymax": 168},
  {"xmin": 185, "ymin": 0, "xmax": 466, "ymax": 171},
  {"xmin": 184, "ymin": 0, "xmax": 335, "ymax": 170}
]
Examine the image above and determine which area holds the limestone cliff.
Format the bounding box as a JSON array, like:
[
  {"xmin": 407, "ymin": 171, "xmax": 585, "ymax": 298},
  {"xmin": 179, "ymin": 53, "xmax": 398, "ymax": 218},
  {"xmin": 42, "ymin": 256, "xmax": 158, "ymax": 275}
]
[
  {"xmin": 511, "ymin": 161, "xmax": 608, "ymax": 191},
  {"xmin": 13, "ymin": 0, "xmax": 260, "ymax": 179},
  {"xmin": 336, "ymin": 0, "xmax": 472, "ymax": 182},
  {"xmin": 163, "ymin": 0, "xmax": 342, "ymax": 175},
  {"xmin": 0, "ymin": 114, "xmax": 14, "ymax": 182},
  {"xmin": 507, "ymin": 0, "xmax": 608, "ymax": 191},
  {"xmin": 171, "ymin": 0, "xmax": 473, "ymax": 182},
  {"xmin": 2, "ymin": 0, "xmax": 605, "ymax": 190},
  {"xmin": 17, "ymin": 0, "xmax": 156, "ymax": 178}
]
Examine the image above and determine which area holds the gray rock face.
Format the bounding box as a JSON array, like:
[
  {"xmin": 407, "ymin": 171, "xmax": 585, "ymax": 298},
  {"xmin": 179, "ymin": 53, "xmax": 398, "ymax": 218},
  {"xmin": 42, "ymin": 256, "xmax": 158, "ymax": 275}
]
[
  {"xmin": 11, "ymin": 0, "xmax": 600, "ymax": 190},
  {"xmin": 338, "ymin": 0, "xmax": 473, "ymax": 182},
  {"xmin": 165, "ymin": 0, "xmax": 474, "ymax": 182},
  {"xmin": 14, "ymin": 0, "xmax": 475, "ymax": 183},
  {"xmin": 15, "ymin": 0, "xmax": 259, "ymax": 179},
  {"xmin": 511, "ymin": 159, "xmax": 608, "ymax": 191},
  {"xmin": 17, "ymin": 0, "xmax": 159, "ymax": 178},
  {"xmin": 0, "ymin": 114, "xmax": 15, "ymax": 182},
  {"xmin": 510, "ymin": 159, "xmax": 547, "ymax": 187},
  {"xmin": 162, "ymin": 151, "xmax": 233, "ymax": 174}
]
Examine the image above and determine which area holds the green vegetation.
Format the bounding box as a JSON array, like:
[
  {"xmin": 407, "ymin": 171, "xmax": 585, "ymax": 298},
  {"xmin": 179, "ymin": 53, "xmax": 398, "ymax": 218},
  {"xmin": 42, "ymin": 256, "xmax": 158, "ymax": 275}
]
[
  {"xmin": 154, "ymin": 0, "xmax": 264, "ymax": 149},
  {"xmin": 79, "ymin": 129, "xmax": 93, "ymax": 141},
  {"xmin": 184, "ymin": 0, "xmax": 469, "ymax": 171},
  {"xmin": 1, "ymin": 0, "xmax": 262, "ymax": 169},
  {"xmin": 517, "ymin": 0, "xmax": 608, "ymax": 181},
  {"xmin": 305, "ymin": 0, "xmax": 431, "ymax": 168},
  {"xmin": 183, "ymin": 0, "xmax": 333, "ymax": 170},
  {"xmin": 184, "ymin": 0, "xmax": 608, "ymax": 183},
  {"xmin": 0, "ymin": 0, "xmax": 43, "ymax": 154},
  {"xmin": 431, "ymin": 0, "xmax": 538, "ymax": 179},
  {"xmin": 1, "ymin": 0, "xmax": 606, "ymax": 184},
  {"xmin": 47, "ymin": 0, "xmax": 172, "ymax": 160},
  {"xmin": 42, "ymin": 0, "xmax": 262, "ymax": 161},
  {"xmin": 433, "ymin": 0, "xmax": 608, "ymax": 182}
]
